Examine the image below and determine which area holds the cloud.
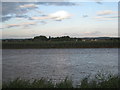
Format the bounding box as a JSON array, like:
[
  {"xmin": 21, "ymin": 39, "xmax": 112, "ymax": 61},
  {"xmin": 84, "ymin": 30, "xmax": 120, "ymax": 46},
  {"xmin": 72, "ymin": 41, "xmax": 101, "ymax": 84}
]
[
  {"xmin": 15, "ymin": 15, "xmax": 28, "ymax": 18},
  {"xmin": 30, "ymin": 10, "xmax": 72, "ymax": 21},
  {"xmin": 30, "ymin": 16, "xmax": 49, "ymax": 20},
  {"xmin": 49, "ymin": 10, "xmax": 72, "ymax": 20},
  {"xmin": 5, "ymin": 24, "xmax": 21, "ymax": 28},
  {"xmin": 2, "ymin": 16, "xmax": 13, "ymax": 22},
  {"xmin": 2, "ymin": 2, "xmax": 20, "ymax": 16},
  {"xmin": 2, "ymin": 2, "xmax": 77, "ymax": 15},
  {"xmin": 82, "ymin": 31, "xmax": 102, "ymax": 36},
  {"xmin": 93, "ymin": 0, "xmax": 103, "ymax": 4},
  {"xmin": 2, "ymin": 2, "xmax": 31, "ymax": 16},
  {"xmin": 95, "ymin": 10, "xmax": 118, "ymax": 21},
  {"xmin": 106, "ymin": 15, "xmax": 120, "ymax": 18},
  {"xmin": 2, "ymin": 2, "xmax": 39, "ymax": 22},
  {"xmin": 2, "ymin": 2, "xmax": 77, "ymax": 22},
  {"xmin": 95, "ymin": 15, "xmax": 118, "ymax": 21},
  {"xmin": 34, "ymin": 10, "xmax": 43, "ymax": 14},
  {"xmin": 2, "ymin": 15, "xmax": 29, "ymax": 22},
  {"xmin": 80, "ymin": 31, "xmax": 117, "ymax": 37},
  {"xmin": 4, "ymin": 22, "xmax": 37, "ymax": 28},
  {"xmin": 82, "ymin": 15, "xmax": 88, "ymax": 18},
  {"xmin": 40, "ymin": 21, "xmax": 47, "ymax": 24},
  {"xmin": 36, "ymin": 2, "xmax": 79, "ymax": 6},
  {"xmin": 19, "ymin": 4, "xmax": 38, "ymax": 9},
  {"xmin": 97, "ymin": 10, "xmax": 117, "ymax": 16}
]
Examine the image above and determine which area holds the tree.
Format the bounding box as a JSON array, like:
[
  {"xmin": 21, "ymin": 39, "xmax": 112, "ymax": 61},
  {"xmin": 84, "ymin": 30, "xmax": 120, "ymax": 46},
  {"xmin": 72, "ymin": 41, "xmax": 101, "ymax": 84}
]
[{"xmin": 34, "ymin": 35, "xmax": 48, "ymax": 41}]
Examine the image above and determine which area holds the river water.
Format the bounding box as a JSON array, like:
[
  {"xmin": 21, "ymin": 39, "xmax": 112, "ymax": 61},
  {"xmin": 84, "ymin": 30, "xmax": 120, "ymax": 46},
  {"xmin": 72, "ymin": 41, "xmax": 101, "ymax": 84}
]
[{"xmin": 2, "ymin": 48, "xmax": 118, "ymax": 84}]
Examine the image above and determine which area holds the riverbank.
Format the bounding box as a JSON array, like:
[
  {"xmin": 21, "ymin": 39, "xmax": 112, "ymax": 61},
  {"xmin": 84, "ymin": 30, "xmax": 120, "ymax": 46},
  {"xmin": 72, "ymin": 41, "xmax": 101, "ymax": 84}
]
[
  {"xmin": 2, "ymin": 74, "xmax": 120, "ymax": 88},
  {"xmin": 2, "ymin": 41, "xmax": 119, "ymax": 49}
]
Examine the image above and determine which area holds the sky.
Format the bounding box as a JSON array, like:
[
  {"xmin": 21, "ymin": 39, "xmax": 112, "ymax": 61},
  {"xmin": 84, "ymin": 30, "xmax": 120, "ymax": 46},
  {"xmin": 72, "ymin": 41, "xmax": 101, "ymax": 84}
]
[{"xmin": 1, "ymin": 1, "xmax": 119, "ymax": 39}]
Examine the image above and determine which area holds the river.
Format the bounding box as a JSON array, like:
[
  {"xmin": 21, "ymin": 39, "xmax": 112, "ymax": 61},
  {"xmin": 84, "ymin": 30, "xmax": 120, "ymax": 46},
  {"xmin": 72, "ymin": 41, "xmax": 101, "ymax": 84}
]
[{"xmin": 2, "ymin": 48, "xmax": 118, "ymax": 84}]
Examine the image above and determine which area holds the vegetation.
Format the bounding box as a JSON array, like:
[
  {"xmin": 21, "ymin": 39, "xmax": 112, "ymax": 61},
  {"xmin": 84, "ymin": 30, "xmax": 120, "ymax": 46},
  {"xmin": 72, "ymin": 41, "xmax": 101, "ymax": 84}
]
[
  {"xmin": 2, "ymin": 35, "xmax": 120, "ymax": 49},
  {"xmin": 2, "ymin": 74, "xmax": 120, "ymax": 88}
]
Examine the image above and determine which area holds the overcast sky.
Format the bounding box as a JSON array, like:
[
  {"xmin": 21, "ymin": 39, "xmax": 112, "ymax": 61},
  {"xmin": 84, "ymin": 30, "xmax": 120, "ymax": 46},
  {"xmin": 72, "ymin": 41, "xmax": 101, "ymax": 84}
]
[{"xmin": 1, "ymin": 1, "xmax": 118, "ymax": 39}]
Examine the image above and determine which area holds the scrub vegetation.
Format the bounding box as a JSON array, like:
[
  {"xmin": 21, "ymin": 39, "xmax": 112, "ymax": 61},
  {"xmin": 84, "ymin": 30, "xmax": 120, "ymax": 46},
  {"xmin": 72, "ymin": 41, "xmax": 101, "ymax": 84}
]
[{"xmin": 3, "ymin": 73, "xmax": 120, "ymax": 88}]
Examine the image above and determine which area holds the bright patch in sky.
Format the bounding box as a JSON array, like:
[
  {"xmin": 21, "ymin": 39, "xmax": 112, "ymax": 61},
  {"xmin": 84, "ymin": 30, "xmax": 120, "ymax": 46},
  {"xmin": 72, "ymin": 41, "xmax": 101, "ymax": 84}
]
[{"xmin": 30, "ymin": 10, "xmax": 71, "ymax": 21}]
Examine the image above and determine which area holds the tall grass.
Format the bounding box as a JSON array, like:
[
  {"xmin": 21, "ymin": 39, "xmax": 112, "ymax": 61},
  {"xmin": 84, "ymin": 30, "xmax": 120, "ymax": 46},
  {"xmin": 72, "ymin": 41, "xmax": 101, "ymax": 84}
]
[
  {"xmin": 2, "ymin": 74, "xmax": 120, "ymax": 88},
  {"xmin": 2, "ymin": 40, "xmax": 119, "ymax": 49}
]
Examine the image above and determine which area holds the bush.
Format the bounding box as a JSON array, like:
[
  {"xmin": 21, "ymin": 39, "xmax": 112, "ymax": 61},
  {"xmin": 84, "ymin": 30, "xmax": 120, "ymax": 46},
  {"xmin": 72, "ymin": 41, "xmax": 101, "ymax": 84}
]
[{"xmin": 2, "ymin": 74, "xmax": 120, "ymax": 88}]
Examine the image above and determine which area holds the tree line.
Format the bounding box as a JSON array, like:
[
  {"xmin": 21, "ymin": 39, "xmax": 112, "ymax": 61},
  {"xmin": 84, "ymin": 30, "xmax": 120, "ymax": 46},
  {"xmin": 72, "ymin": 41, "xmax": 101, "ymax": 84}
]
[{"xmin": 2, "ymin": 35, "xmax": 120, "ymax": 42}]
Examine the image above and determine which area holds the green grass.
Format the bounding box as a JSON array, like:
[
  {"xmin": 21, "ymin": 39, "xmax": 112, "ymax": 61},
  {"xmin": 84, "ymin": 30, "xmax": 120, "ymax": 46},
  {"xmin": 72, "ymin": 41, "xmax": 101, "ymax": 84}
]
[
  {"xmin": 2, "ymin": 74, "xmax": 120, "ymax": 88},
  {"xmin": 2, "ymin": 40, "xmax": 120, "ymax": 49}
]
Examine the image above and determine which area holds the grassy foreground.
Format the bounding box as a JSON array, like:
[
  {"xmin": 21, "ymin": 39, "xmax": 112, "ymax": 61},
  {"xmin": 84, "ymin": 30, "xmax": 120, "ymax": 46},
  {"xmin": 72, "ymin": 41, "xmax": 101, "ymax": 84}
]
[{"xmin": 2, "ymin": 74, "xmax": 120, "ymax": 88}]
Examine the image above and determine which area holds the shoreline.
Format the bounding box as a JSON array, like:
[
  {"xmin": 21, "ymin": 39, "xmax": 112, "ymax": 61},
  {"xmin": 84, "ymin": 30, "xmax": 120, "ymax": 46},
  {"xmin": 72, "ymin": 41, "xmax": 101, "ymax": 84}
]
[{"xmin": 2, "ymin": 47, "xmax": 120, "ymax": 49}]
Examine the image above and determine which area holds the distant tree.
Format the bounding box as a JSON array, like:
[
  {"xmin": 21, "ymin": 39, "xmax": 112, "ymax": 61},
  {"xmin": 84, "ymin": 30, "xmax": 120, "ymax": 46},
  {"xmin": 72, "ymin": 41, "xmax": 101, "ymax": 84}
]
[
  {"xmin": 48, "ymin": 36, "xmax": 51, "ymax": 40},
  {"xmin": 50, "ymin": 36, "xmax": 71, "ymax": 41},
  {"xmin": 60, "ymin": 36, "xmax": 70, "ymax": 41},
  {"xmin": 34, "ymin": 35, "xmax": 48, "ymax": 41}
]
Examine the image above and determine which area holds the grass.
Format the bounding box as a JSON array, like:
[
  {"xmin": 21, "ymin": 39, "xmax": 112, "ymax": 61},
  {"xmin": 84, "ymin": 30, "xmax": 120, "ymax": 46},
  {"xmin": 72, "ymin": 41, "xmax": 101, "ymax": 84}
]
[
  {"xmin": 2, "ymin": 73, "xmax": 120, "ymax": 88},
  {"xmin": 2, "ymin": 40, "xmax": 120, "ymax": 49},
  {"xmin": 2, "ymin": 36, "xmax": 120, "ymax": 49}
]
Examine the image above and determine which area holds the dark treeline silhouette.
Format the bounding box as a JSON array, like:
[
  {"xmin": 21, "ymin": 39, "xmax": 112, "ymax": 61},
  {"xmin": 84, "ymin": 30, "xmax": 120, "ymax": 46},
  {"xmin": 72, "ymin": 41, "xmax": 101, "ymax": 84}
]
[
  {"xmin": 2, "ymin": 35, "xmax": 120, "ymax": 49},
  {"xmin": 2, "ymin": 35, "xmax": 120, "ymax": 42},
  {"xmin": 33, "ymin": 35, "xmax": 76, "ymax": 41}
]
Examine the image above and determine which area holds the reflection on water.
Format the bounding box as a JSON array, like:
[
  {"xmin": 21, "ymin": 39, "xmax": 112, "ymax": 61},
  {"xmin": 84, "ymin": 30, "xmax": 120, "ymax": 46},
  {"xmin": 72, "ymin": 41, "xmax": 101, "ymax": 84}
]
[{"xmin": 2, "ymin": 48, "xmax": 118, "ymax": 84}]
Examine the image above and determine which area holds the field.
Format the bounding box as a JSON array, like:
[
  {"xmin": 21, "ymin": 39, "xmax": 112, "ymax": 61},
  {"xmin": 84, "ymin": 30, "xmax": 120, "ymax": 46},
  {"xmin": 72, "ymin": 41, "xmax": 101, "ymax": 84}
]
[{"xmin": 2, "ymin": 40, "xmax": 119, "ymax": 49}]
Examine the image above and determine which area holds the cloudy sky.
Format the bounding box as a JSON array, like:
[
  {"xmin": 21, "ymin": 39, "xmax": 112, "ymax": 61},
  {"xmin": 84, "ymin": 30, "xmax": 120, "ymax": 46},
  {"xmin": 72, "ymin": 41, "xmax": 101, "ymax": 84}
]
[{"xmin": 1, "ymin": 1, "xmax": 118, "ymax": 39}]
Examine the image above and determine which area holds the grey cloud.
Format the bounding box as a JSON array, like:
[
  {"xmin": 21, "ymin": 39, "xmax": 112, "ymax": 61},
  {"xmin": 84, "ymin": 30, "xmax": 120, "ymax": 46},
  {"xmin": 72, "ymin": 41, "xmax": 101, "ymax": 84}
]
[
  {"xmin": 1, "ymin": 15, "xmax": 28, "ymax": 22},
  {"xmin": 83, "ymin": 15, "xmax": 88, "ymax": 18},
  {"xmin": 2, "ymin": 2, "xmax": 38, "ymax": 22},
  {"xmin": 2, "ymin": 2, "xmax": 78, "ymax": 16},
  {"xmin": 6, "ymin": 24, "xmax": 21, "ymax": 28},
  {"xmin": 2, "ymin": 16, "xmax": 12, "ymax": 22},
  {"xmin": 41, "ymin": 14, "xmax": 47, "ymax": 17},
  {"xmin": 15, "ymin": 15, "xmax": 28, "ymax": 18},
  {"xmin": 55, "ymin": 19, "xmax": 62, "ymax": 21},
  {"xmin": 2, "ymin": 2, "xmax": 31, "ymax": 15},
  {"xmin": 2, "ymin": 15, "xmax": 29, "ymax": 22},
  {"xmin": 4, "ymin": 22, "xmax": 37, "ymax": 29},
  {"xmin": 40, "ymin": 21, "xmax": 47, "ymax": 24},
  {"xmin": 2, "ymin": 2, "xmax": 20, "ymax": 15},
  {"xmin": 36, "ymin": 2, "xmax": 79, "ymax": 6},
  {"xmin": 96, "ymin": 2, "xmax": 102, "ymax": 4},
  {"xmin": 93, "ymin": 0, "xmax": 103, "ymax": 4},
  {"xmin": 2, "ymin": 2, "xmax": 78, "ymax": 22}
]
